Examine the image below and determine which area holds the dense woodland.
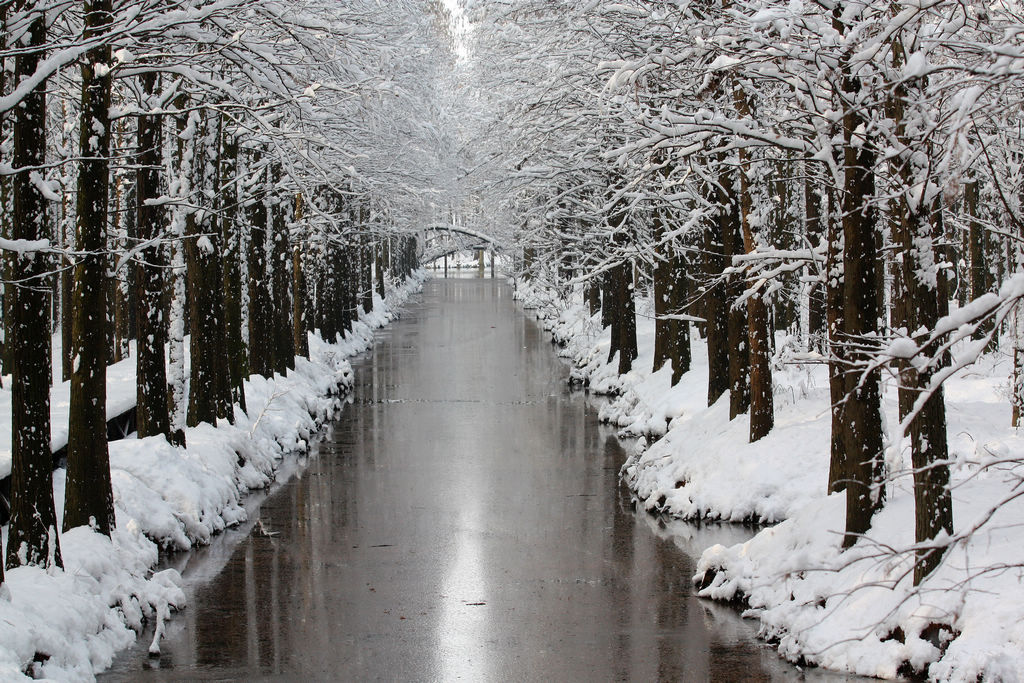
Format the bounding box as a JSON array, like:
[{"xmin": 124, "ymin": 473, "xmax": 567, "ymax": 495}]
[
  {"xmin": 456, "ymin": 0, "xmax": 1024, "ymax": 588},
  {"xmin": 0, "ymin": 0, "xmax": 449, "ymax": 586},
  {"xmin": 4, "ymin": 0, "xmax": 1024, "ymax": 625}
]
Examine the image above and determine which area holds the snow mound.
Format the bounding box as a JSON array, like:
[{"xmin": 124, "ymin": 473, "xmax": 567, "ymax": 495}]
[
  {"xmin": 0, "ymin": 270, "xmax": 425, "ymax": 681},
  {"xmin": 516, "ymin": 278, "xmax": 1024, "ymax": 680}
]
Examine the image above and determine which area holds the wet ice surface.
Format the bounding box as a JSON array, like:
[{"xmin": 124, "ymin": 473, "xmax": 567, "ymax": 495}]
[{"xmin": 103, "ymin": 277, "xmax": 868, "ymax": 682}]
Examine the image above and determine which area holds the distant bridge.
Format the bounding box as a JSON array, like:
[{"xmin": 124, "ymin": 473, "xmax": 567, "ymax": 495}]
[{"xmin": 420, "ymin": 224, "xmax": 506, "ymax": 264}]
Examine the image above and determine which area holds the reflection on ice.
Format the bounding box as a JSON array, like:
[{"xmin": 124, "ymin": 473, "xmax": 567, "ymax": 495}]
[
  {"xmin": 101, "ymin": 278, "xmax": 869, "ymax": 682},
  {"xmin": 436, "ymin": 514, "xmax": 491, "ymax": 681}
]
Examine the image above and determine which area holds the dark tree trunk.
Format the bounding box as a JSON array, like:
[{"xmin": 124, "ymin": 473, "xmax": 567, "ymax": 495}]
[
  {"xmin": 826, "ymin": 192, "xmax": 847, "ymax": 494},
  {"xmin": 384, "ymin": 236, "xmax": 392, "ymax": 282},
  {"xmin": 348, "ymin": 236, "xmax": 360, "ymax": 329},
  {"xmin": 735, "ymin": 143, "xmax": 774, "ymax": 442},
  {"xmin": 335, "ymin": 239, "xmax": 350, "ymax": 336},
  {"xmin": 601, "ymin": 267, "xmax": 615, "ymax": 331},
  {"xmin": 321, "ymin": 244, "xmax": 339, "ymax": 342},
  {"xmin": 194, "ymin": 113, "xmax": 232, "ymax": 423},
  {"xmin": 732, "ymin": 90, "xmax": 775, "ymax": 443},
  {"xmin": 104, "ymin": 276, "xmax": 117, "ymax": 362},
  {"xmin": 669, "ymin": 247, "xmax": 692, "ymax": 385},
  {"xmin": 839, "ymin": 92, "xmax": 885, "ymax": 549},
  {"xmin": 61, "ymin": 256, "xmax": 73, "ymax": 379},
  {"xmin": 133, "ymin": 70, "xmax": 172, "ymax": 439},
  {"xmin": 704, "ymin": 223, "xmax": 730, "ymax": 406},
  {"xmin": 163, "ymin": 98, "xmax": 189, "ymax": 445},
  {"xmin": 606, "ymin": 210, "xmax": 637, "ymax": 373},
  {"xmin": 406, "ymin": 237, "xmax": 417, "ymax": 277},
  {"xmin": 0, "ymin": 2, "xmax": 8, "ymax": 395},
  {"xmin": 589, "ymin": 282, "xmax": 601, "ymax": 316},
  {"xmin": 65, "ymin": 0, "xmax": 115, "ymax": 536},
  {"xmin": 7, "ymin": 2, "xmax": 62, "ymax": 569},
  {"xmin": 185, "ymin": 228, "xmax": 226, "ymax": 426},
  {"xmin": 317, "ymin": 256, "xmax": 332, "ymax": 341},
  {"xmin": 339, "ymin": 238, "xmax": 354, "ymax": 335},
  {"xmin": 653, "ymin": 210, "xmax": 672, "ymax": 373},
  {"xmin": 965, "ymin": 179, "xmax": 992, "ymax": 340},
  {"xmin": 617, "ymin": 262, "xmax": 638, "ymax": 375},
  {"xmin": 607, "ymin": 277, "xmax": 620, "ymax": 369},
  {"xmin": 247, "ymin": 170, "xmax": 273, "ymax": 377},
  {"xmin": 805, "ymin": 171, "xmax": 826, "ymax": 352},
  {"xmin": 891, "ymin": 63, "xmax": 954, "ymax": 582},
  {"xmin": 56, "ymin": 98, "xmax": 74, "ymax": 381},
  {"xmin": 936, "ymin": 209, "xmax": 951, "ymax": 322},
  {"xmin": 375, "ymin": 239, "xmax": 386, "ymax": 301},
  {"xmin": 726, "ymin": 303, "xmax": 752, "ymax": 412},
  {"xmin": 220, "ymin": 126, "xmax": 248, "ymax": 411},
  {"xmin": 721, "ymin": 175, "xmax": 750, "ymax": 420},
  {"xmin": 303, "ymin": 224, "xmax": 320, "ymax": 338},
  {"xmin": 0, "ymin": 0, "xmax": 4, "ymax": 578},
  {"xmin": 293, "ymin": 193, "xmax": 309, "ymax": 358},
  {"xmin": 271, "ymin": 188, "xmax": 293, "ymax": 375},
  {"xmin": 186, "ymin": 114, "xmax": 230, "ymax": 426},
  {"xmin": 653, "ymin": 211, "xmax": 691, "ymax": 384},
  {"xmin": 361, "ymin": 230, "xmax": 373, "ymax": 314},
  {"xmin": 111, "ymin": 132, "xmax": 134, "ymax": 365},
  {"xmin": 112, "ymin": 275, "xmax": 131, "ymax": 364},
  {"xmin": 893, "ymin": 198, "xmax": 954, "ymax": 582}
]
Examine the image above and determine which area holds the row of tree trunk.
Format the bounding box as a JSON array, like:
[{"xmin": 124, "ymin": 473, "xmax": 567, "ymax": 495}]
[
  {"xmin": 0, "ymin": 17, "xmax": 421, "ymax": 581},
  {"xmin": 527, "ymin": 110, "xmax": 953, "ymax": 583}
]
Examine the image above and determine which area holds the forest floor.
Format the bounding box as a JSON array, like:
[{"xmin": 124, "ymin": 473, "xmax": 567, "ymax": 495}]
[
  {"xmin": 515, "ymin": 278, "xmax": 1024, "ymax": 682},
  {"xmin": 0, "ymin": 271, "xmax": 425, "ymax": 681}
]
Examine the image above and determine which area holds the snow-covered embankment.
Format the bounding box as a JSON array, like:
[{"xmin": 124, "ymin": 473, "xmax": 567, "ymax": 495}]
[
  {"xmin": 0, "ymin": 271, "xmax": 424, "ymax": 682},
  {"xmin": 514, "ymin": 277, "xmax": 1024, "ymax": 682}
]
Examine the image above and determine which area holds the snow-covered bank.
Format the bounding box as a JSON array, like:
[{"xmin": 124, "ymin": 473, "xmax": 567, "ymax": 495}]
[
  {"xmin": 0, "ymin": 271, "xmax": 424, "ymax": 682},
  {"xmin": 515, "ymin": 278, "xmax": 1024, "ymax": 681}
]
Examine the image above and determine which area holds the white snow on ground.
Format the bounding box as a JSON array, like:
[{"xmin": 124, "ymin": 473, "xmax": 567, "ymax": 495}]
[
  {"xmin": 515, "ymin": 277, "xmax": 1024, "ymax": 682},
  {"xmin": 0, "ymin": 271, "xmax": 424, "ymax": 682},
  {"xmin": 0, "ymin": 342, "xmax": 136, "ymax": 480}
]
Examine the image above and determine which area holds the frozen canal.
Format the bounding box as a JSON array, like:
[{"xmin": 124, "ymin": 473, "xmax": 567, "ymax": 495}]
[{"xmin": 104, "ymin": 276, "xmax": 854, "ymax": 681}]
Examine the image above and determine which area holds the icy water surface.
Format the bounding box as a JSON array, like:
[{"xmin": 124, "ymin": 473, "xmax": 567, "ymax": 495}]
[{"xmin": 103, "ymin": 276, "xmax": 866, "ymax": 682}]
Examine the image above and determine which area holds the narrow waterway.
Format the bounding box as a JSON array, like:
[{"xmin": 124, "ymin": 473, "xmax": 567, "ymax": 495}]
[{"xmin": 103, "ymin": 276, "xmax": 860, "ymax": 682}]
